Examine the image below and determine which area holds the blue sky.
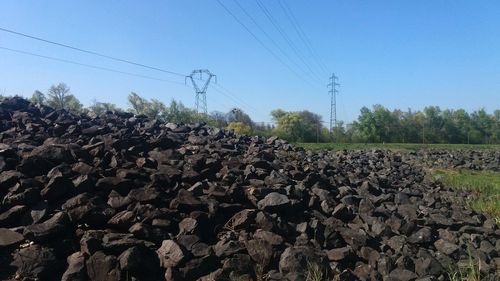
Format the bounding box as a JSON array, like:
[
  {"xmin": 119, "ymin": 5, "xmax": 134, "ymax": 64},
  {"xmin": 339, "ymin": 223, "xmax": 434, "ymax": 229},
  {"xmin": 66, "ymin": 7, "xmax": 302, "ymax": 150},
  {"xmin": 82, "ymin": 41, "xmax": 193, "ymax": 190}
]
[{"xmin": 0, "ymin": 0, "xmax": 499, "ymax": 124}]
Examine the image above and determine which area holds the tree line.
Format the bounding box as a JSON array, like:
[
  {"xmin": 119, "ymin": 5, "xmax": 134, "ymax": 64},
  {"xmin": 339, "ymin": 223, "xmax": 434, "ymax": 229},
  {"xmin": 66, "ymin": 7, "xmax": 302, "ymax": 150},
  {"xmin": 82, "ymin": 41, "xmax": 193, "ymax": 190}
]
[
  {"xmin": 1, "ymin": 82, "xmax": 499, "ymax": 144},
  {"xmin": 350, "ymin": 105, "xmax": 500, "ymax": 144}
]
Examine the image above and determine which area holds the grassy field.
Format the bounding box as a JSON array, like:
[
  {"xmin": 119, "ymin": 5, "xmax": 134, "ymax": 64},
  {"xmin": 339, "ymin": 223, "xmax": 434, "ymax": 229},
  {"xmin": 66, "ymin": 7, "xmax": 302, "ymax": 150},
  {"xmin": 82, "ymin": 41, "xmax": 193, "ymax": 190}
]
[
  {"xmin": 297, "ymin": 142, "xmax": 500, "ymax": 151},
  {"xmin": 432, "ymin": 169, "xmax": 500, "ymax": 222}
]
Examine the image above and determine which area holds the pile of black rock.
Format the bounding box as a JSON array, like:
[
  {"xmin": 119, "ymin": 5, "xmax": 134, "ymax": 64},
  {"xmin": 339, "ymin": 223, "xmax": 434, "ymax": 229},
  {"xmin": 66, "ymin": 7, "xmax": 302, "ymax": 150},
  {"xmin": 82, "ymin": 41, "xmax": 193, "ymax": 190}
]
[
  {"xmin": 0, "ymin": 97, "xmax": 498, "ymax": 281},
  {"xmin": 403, "ymin": 149, "xmax": 500, "ymax": 172}
]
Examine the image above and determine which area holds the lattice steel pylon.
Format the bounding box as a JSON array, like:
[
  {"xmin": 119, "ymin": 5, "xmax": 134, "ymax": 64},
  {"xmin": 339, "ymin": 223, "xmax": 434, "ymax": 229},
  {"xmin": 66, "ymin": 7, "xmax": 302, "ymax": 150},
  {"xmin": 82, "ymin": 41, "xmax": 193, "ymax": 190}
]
[
  {"xmin": 327, "ymin": 73, "xmax": 340, "ymax": 137},
  {"xmin": 186, "ymin": 69, "xmax": 217, "ymax": 115}
]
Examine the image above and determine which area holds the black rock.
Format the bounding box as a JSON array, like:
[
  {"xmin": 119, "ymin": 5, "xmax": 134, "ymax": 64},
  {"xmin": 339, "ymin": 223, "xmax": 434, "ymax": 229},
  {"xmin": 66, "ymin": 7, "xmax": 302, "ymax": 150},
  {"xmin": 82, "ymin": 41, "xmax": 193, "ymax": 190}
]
[
  {"xmin": 0, "ymin": 228, "xmax": 24, "ymax": 247},
  {"xmin": 41, "ymin": 176, "xmax": 74, "ymax": 202},
  {"xmin": 86, "ymin": 251, "xmax": 121, "ymax": 281},
  {"xmin": 257, "ymin": 192, "xmax": 290, "ymax": 212},
  {"xmin": 61, "ymin": 252, "xmax": 87, "ymax": 281},
  {"xmin": 11, "ymin": 245, "xmax": 63, "ymax": 280},
  {"xmin": 157, "ymin": 239, "xmax": 186, "ymax": 268}
]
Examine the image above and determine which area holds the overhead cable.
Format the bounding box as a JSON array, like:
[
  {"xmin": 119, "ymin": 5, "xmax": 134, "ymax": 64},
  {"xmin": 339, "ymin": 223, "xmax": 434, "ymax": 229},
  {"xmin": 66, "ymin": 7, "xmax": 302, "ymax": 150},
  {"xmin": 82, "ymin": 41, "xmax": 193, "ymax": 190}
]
[
  {"xmin": 0, "ymin": 46, "xmax": 186, "ymax": 85},
  {"xmin": 0, "ymin": 27, "xmax": 186, "ymax": 77},
  {"xmin": 215, "ymin": 0, "xmax": 321, "ymax": 89}
]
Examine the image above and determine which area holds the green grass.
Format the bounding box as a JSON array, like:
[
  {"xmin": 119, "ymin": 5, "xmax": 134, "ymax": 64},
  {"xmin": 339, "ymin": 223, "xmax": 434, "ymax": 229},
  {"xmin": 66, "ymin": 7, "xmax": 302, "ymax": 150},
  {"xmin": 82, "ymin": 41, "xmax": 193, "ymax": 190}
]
[
  {"xmin": 296, "ymin": 143, "xmax": 500, "ymax": 152},
  {"xmin": 432, "ymin": 169, "xmax": 500, "ymax": 221},
  {"xmin": 305, "ymin": 262, "xmax": 340, "ymax": 281},
  {"xmin": 447, "ymin": 246, "xmax": 496, "ymax": 281},
  {"xmin": 447, "ymin": 253, "xmax": 481, "ymax": 281}
]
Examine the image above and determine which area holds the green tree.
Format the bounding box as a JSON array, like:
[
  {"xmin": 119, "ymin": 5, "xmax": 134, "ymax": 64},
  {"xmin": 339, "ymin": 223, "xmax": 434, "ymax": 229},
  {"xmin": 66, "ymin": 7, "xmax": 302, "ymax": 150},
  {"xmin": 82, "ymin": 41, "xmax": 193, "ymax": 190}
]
[
  {"xmin": 164, "ymin": 99, "xmax": 197, "ymax": 123},
  {"xmin": 89, "ymin": 100, "xmax": 122, "ymax": 115},
  {"xmin": 493, "ymin": 110, "xmax": 500, "ymax": 143},
  {"xmin": 144, "ymin": 99, "xmax": 167, "ymax": 119},
  {"xmin": 31, "ymin": 90, "xmax": 46, "ymax": 105},
  {"xmin": 227, "ymin": 121, "xmax": 252, "ymax": 135},
  {"xmin": 209, "ymin": 110, "xmax": 228, "ymax": 128},
  {"xmin": 423, "ymin": 106, "xmax": 444, "ymax": 143},
  {"xmin": 352, "ymin": 106, "xmax": 376, "ymax": 142},
  {"xmin": 227, "ymin": 108, "xmax": 253, "ymax": 127},
  {"xmin": 127, "ymin": 92, "xmax": 148, "ymax": 115},
  {"xmin": 470, "ymin": 109, "xmax": 495, "ymax": 144},
  {"xmin": 46, "ymin": 83, "xmax": 82, "ymax": 113},
  {"xmin": 272, "ymin": 109, "xmax": 324, "ymax": 142},
  {"xmin": 271, "ymin": 109, "xmax": 287, "ymax": 122},
  {"xmin": 452, "ymin": 109, "xmax": 471, "ymax": 143}
]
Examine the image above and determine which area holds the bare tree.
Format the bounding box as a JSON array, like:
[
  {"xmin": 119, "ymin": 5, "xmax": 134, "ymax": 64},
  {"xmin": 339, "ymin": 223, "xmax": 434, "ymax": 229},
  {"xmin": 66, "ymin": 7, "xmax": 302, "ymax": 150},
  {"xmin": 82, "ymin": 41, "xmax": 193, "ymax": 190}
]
[{"xmin": 46, "ymin": 83, "xmax": 82, "ymax": 113}]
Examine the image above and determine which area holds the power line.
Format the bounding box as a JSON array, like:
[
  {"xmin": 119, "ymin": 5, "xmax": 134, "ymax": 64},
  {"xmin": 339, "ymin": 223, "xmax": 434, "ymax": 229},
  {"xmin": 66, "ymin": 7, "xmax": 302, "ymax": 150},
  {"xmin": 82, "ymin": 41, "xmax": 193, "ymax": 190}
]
[
  {"xmin": 278, "ymin": 0, "xmax": 329, "ymax": 75},
  {"xmin": 212, "ymin": 83, "xmax": 261, "ymax": 114},
  {"xmin": 0, "ymin": 27, "xmax": 186, "ymax": 77},
  {"xmin": 202, "ymin": 91, "xmax": 233, "ymax": 113},
  {"xmin": 0, "ymin": 45, "xmax": 257, "ymax": 117},
  {"xmin": 0, "ymin": 46, "xmax": 187, "ymax": 85},
  {"xmin": 0, "ymin": 45, "xmax": 241, "ymax": 115},
  {"xmin": 0, "ymin": 27, "xmax": 275, "ymax": 120},
  {"xmin": 254, "ymin": 0, "xmax": 324, "ymax": 83},
  {"xmin": 215, "ymin": 0, "xmax": 320, "ymax": 89},
  {"xmin": 232, "ymin": 0, "xmax": 320, "ymax": 85}
]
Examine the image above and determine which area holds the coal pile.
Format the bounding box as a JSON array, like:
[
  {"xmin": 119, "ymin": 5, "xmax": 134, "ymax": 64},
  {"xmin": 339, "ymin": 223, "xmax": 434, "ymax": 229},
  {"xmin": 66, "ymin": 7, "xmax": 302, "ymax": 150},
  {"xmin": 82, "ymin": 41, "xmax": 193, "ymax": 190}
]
[
  {"xmin": 403, "ymin": 150, "xmax": 500, "ymax": 172},
  {"xmin": 0, "ymin": 97, "xmax": 498, "ymax": 281}
]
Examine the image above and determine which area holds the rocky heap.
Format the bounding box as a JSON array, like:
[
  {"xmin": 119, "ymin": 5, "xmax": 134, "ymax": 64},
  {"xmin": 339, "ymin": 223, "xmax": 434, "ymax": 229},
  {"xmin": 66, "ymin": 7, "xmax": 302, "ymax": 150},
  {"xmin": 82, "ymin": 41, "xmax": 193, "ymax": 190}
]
[
  {"xmin": 403, "ymin": 150, "xmax": 500, "ymax": 172},
  {"xmin": 0, "ymin": 97, "xmax": 498, "ymax": 281}
]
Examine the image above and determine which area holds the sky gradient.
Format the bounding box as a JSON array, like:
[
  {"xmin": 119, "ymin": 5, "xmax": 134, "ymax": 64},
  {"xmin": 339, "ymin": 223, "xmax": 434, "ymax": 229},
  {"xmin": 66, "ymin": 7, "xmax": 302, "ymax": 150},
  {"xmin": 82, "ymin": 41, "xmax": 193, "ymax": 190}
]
[{"xmin": 0, "ymin": 0, "xmax": 499, "ymax": 124}]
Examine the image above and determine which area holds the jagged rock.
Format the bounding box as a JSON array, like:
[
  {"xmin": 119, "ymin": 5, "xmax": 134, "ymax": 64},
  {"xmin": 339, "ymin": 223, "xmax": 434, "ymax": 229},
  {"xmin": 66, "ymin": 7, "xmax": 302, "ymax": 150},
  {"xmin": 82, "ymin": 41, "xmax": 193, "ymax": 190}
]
[
  {"xmin": 214, "ymin": 240, "xmax": 246, "ymax": 257},
  {"xmin": 170, "ymin": 189, "xmax": 202, "ymax": 212},
  {"xmin": 246, "ymin": 239, "xmax": 273, "ymax": 266},
  {"xmin": 338, "ymin": 227, "xmax": 367, "ymax": 250},
  {"xmin": 157, "ymin": 240, "xmax": 185, "ymax": 268},
  {"xmin": 178, "ymin": 255, "xmax": 219, "ymax": 280},
  {"xmin": 279, "ymin": 246, "xmax": 330, "ymax": 278},
  {"xmin": 0, "ymin": 170, "xmax": 22, "ymax": 189},
  {"xmin": 118, "ymin": 245, "xmax": 161, "ymax": 279},
  {"xmin": 127, "ymin": 187, "xmax": 160, "ymax": 202},
  {"xmin": 434, "ymin": 239, "xmax": 460, "ymax": 256},
  {"xmin": 253, "ymin": 229, "xmax": 283, "ymax": 245},
  {"xmin": 408, "ymin": 227, "xmax": 433, "ymax": 244},
  {"xmin": 61, "ymin": 252, "xmax": 87, "ymax": 281},
  {"xmin": 86, "ymin": 251, "xmax": 121, "ymax": 281},
  {"xmin": 222, "ymin": 253, "xmax": 253, "ymax": 275},
  {"xmin": 11, "ymin": 245, "xmax": 63, "ymax": 280},
  {"xmin": 101, "ymin": 233, "xmax": 154, "ymax": 255},
  {"xmin": 23, "ymin": 211, "xmax": 68, "ymax": 242},
  {"xmin": 41, "ymin": 176, "xmax": 74, "ymax": 202},
  {"xmin": 326, "ymin": 246, "xmax": 355, "ymax": 261},
  {"xmin": 389, "ymin": 268, "xmax": 418, "ymax": 281},
  {"xmin": 414, "ymin": 256, "xmax": 443, "ymax": 277},
  {"xmin": 257, "ymin": 192, "xmax": 290, "ymax": 212},
  {"xmin": 0, "ymin": 205, "xmax": 27, "ymax": 226},
  {"xmin": 178, "ymin": 217, "xmax": 199, "ymax": 235},
  {"xmin": 0, "ymin": 228, "xmax": 24, "ymax": 247}
]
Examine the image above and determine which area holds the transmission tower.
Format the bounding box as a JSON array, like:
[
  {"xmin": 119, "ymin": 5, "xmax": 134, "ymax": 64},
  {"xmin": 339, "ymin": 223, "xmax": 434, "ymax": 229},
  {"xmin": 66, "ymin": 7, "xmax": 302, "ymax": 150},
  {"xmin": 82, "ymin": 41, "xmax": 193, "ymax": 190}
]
[
  {"xmin": 186, "ymin": 69, "xmax": 217, "ymax": 115},
  {"xmin": 327, "ymin": 73, "xmax": 340, "ymax": 137}
]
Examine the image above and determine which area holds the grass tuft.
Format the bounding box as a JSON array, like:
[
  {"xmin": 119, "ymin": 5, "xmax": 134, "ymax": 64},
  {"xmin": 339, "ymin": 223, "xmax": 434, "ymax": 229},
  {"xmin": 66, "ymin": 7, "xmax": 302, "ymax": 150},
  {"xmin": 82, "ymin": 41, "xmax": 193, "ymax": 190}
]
[
  {"xmin": 447, "ymin": 246, "xmax": 495, "ymax": 281},
  {"xmin": 432, "ymin": 169, "xmax": 500, "ymax": 222},
  {"xmin": 305, "ymin": 262, "xmax": 324, "ymax": 281}
]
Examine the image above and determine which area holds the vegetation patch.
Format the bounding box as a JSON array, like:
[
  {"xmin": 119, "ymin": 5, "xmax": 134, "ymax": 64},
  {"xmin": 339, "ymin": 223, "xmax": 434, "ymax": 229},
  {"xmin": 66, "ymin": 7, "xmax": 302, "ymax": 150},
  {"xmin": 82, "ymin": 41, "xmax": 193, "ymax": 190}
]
[{"xmin": 432, "ymin": 169, "xmax": 500, "ymax": 221}]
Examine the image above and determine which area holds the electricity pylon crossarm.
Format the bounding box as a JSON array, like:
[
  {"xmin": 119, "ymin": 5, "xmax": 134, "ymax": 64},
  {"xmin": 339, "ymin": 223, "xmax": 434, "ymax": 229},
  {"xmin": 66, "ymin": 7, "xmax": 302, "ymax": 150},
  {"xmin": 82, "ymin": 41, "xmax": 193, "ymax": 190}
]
[{"xmin": 185, "ymin": 69, "xmax": 217, "ymax": 115}]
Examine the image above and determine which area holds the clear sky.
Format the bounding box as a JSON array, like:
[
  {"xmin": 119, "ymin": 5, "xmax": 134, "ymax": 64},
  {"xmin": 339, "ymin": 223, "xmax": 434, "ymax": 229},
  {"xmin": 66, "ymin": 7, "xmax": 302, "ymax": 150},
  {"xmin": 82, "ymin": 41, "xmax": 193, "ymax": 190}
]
[{"xmin": 1, "ymin": 0, "xmax": 499, "ymax": 124}]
